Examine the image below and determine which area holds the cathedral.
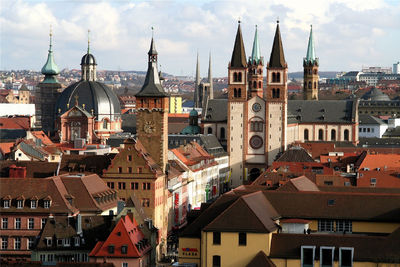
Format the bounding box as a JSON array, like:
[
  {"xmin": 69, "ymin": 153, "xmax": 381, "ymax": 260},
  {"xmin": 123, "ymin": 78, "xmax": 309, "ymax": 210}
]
[{"xmin": 225, "ymin": 22, "xmax": 359, "ymax": 188}]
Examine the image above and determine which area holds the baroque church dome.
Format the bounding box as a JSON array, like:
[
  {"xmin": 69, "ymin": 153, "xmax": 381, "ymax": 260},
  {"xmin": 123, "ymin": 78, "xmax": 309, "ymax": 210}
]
[{"xmin": 55, "ymin": 44, "xmax": 120, "ymax": 122}]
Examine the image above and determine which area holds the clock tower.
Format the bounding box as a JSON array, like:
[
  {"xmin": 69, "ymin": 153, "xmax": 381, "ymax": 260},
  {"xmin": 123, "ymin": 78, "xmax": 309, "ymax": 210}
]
[{"xmin": 135, "ymin": 36, "xmax": 169, "ymax": 172}]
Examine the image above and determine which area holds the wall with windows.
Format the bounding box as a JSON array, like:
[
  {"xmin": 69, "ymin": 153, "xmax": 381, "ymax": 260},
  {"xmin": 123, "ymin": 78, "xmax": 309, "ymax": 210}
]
[
  {"xmin": 307, "ymin": 219, "xmax": 400, "ymax": 234},
  {"xmin": 359, "ymin": 124, "xmax": 387, "ymax": 138},
  {"xmin": 202, "ymin": 231, "xmax": 272, "ymax": 267}
]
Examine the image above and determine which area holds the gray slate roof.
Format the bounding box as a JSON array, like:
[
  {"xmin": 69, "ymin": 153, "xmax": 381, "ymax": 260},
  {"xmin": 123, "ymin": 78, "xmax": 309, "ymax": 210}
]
[
  {"xmin": 359, "ymin": 114, "xmax": 385, "ymax": 125},
  {"xmin": 287, "ymin": 100, "xmax": 357, "ymax": 124},
  {"xmin": 202, "ymin": 99, "xmax": 228, "ymax": 122},
  {"xmin": 168, "ymin": 134, "xmax": 226, "ymax": 157},
  {"xmin": 361, "ymin": 87, "xmax": 390, "ymax": 101}
]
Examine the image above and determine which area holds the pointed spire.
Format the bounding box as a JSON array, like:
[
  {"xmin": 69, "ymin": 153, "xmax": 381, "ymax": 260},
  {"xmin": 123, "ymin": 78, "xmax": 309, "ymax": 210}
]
[
  {"xmin": 230, "ymin": 21, "xmax": 247, "ymax": 68},
  {"xmin": 148, "ymin": 27, "xmax": 158, "ymax": 56},
  {"xmin": 208, "ymin": 52, "xmax": 213, "ymax": 99},
  {"xmin": 268, "ymin": 20, "xmax": 286, "ymax": 68},
  {"xmin": 194, "ymin": 52, "xmax": 200, "ymax": 107},
  {"xmin": 41, "ymin": 26, "xmax": 60, "ymax": 81},
  {"xmin": 305, "ymin": 25, "xmax": 317, "ymax": 64},
  {"xmin": 136, "ymin": 33, "xmax": 167, "ymax": 97},
  {"xmin": 251, "ymin": 25, "xmax": 261, "ymax": 64}
]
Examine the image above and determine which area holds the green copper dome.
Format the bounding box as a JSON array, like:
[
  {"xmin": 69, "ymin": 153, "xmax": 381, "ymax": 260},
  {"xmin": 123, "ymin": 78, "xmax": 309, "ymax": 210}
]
[
  {"xmin": 181, "ymin": 125, "xmax": 201, "ymax": 135},
  {"xmin": 189, "ymin": 109, "xmax": 198, "ymax": 117},
  {"xmin": 41, "ymin": 31, "xmax": 60, "ymax": 83}
]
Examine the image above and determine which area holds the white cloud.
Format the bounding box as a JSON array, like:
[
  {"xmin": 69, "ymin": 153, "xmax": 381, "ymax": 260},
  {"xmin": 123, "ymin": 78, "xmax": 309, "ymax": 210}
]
[{"xmin": 1, "ymin": 0, "xmax": 399, "ymax": 75}]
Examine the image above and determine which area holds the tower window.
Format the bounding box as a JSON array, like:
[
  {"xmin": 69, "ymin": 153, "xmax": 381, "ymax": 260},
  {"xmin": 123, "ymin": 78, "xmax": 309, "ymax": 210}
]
[
  {"xmin": 308, "ymin": 81, "xmax": 312, "ymax": 89},
  {"xmin": 314, "ymin": 69, "xmax": 318, "ymax": 75},
  {"xmin": 238, "ymin": 88, "xmax": 242, "ymax": 98},
  {"xmin": 234, "ymin": 88, "xmax": 237, "ymax": 98},
  {"xmin": 233, "ymin": 72, "xmax": 238, "ymax": 82},
  {"xmin": 258, "ymin": 81, "xmax": 262, "ymax": 88},
  {"xmin": 253, "ymin": 81, "xmax": 257, "ymax": 89},
  {"xmin": 276, "ymin": 72, "xmax": 281, "ymax": 82},
  {"xmin": 208, "ymin": 127, "xmax": 213, "ymax": 134},
  {"xmin": 272, "ymin": 72, "xmax": 276, "ymax": 82},
  {"xmin": 220, "ymin": 127, "xmax": 226, "ymax": 139},
  {"xmin": 314, "ymin": 82, "xmax": 317, "ymax": 89},
  {"xmin": 238, "ymin": 72, "xmax": 242, "ymax": 82}
]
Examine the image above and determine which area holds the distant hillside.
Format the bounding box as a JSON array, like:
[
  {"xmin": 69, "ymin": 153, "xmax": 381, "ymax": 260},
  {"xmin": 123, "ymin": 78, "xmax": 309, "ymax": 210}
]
[{"xmin": 289, "ymin": 71, "xmax": 339, "ymax": 79}]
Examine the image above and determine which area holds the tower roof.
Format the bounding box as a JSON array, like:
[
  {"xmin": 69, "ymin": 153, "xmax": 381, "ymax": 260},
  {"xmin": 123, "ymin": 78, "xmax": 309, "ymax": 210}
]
[
  {"xmin": 230, "ymin": 22, "xmax": 247, "ymax": 68},
  {"xmin": 250, "ymin": 25, "xmax": 262, "ymax": 64},
  {"xmin": 268, "ymin": 21, "xmax": 286, "ymax": 68},
  {"xmin": 148, "ymin": 37, "xmax": 158, "ymax": 55},
  {"xmin": 136, "ymin": 37, "xmax": 167, "ymax": 97},
  {"xmin": 304, "ymin": 25, "xmax": 318, "ymax": 65},
  {"xmin": 41, "ymin": 29, "xmax": 60, "ymax": 78}
]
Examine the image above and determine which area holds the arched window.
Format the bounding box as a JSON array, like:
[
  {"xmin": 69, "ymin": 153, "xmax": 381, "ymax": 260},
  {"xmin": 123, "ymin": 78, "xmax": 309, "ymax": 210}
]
[
  {"xmin": 220, "ymin": 127, "xmax": 226, "ymax": 139},
  {"xmin": 344, "ymin": 129, "xmax": 349, "ymax": 141},
  {"xmin": 276, "ymin": 72, "xmax": 281, "ymax": 83},
  {"xmin": 304, "ymin": 81, "xmax": 307, "ymax": 88},
  {"xmin": 331, "ymin": 129, "xmax": 336, "ymax": 141},
  {"xmin": 258, "ymin": 81, "xmax": 262, "ymax": 88},
  {"xmin": 272, "ymin": 89, "xmax": 276, "ymax": 98},
  {"xmin": 234, "ymin": 88, "xmax": 237, "ymax": 98},
  {"xmin": 238, "ymin": 88, "xmax": 242, "ymax": 98},
  {"xmin": 308, "ymin": 81, "xmax": 312, "ymax": 89},
  {"xmin": 207, "ymin": 127, "xmax": 212, "ymax": 134},
  {"xmin": 258, "ymin": 69, "xmax": 262, "ymax": 75},
  {"xmin": 304, "ymin": 69, "xmax": 307, "ymax": 75},
  {"xmin": 233, "ymin": 72, "xmax": 238, "ymax": 82},
  {"xmin": 314, "ymin": 82, "xmax": 317, "ymax": 89},
  {"xmin": 272, "ymin": 73, "xmax": 277, "ymax": 83},
  {"xmin": 276, "ymin": 89, "xmax": 280, "ymax": 98},
  {"xmin": 103, "ymin": 119, "xmax": 108, "ymax": 129},
  {"xmin": 253, "ymin": 81, "xmax": 257, "ymax": 89},
  {"xmin": 318, "ymin": 129, "xmax": 324, "ymax": 141},
  {"xmin": 238, "ymin": 72, "xmax": 242, "ymax": 82},
  {"xmin": 314, "ymin": 69, "xmax": 318, "ymax": 75},
  {"xmin": 304, "ymin": 129, "xmax": 309, "ymax": 141}
]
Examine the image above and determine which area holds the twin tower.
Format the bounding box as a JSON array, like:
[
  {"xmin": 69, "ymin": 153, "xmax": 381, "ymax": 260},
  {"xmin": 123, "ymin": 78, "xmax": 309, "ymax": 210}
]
[{"xmin": 227, "ymin": 21, "xmax": 318, "ymax": 187}]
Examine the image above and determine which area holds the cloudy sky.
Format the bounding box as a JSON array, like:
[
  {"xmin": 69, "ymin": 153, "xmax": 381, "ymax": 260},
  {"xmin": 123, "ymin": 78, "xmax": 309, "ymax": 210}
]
[{"xmin": 1, "ymin": 0, "xmax": 399, "ymax": 77}]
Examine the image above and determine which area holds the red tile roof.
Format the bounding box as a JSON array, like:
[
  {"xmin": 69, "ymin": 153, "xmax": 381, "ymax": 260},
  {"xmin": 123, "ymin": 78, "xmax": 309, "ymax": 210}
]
[
  {"xmin": 0, "ymin": 117, "xmax": 30, "ymax": 130},
  {"xmin": 357, "ymin": 170, "xmax": 400, "ymax": 188},
  {"xmin": 358, "ymin": 154, "xmax": 400, "ymax": 171},
  {"xmin": 89, "ymin": 215, "xmax": 151, "ymax": 258}
]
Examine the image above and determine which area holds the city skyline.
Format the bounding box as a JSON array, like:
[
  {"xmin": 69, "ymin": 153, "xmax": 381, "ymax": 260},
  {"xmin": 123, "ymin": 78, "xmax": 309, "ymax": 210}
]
[{"xmin": 1, "ymin": 0, "xmax": 399, "ymax": 77}]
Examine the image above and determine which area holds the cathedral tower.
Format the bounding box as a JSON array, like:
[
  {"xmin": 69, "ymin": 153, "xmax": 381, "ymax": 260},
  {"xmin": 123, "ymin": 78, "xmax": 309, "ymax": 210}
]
[
  {"xmin": 35, "ymin": 27, "xmax": 62, "ymax": 133},
  {"xmin": 135, "ymin": 36, "xmax": 169, "ymax": 172},
  {"xmin": 303, "ymin": 25, "xmax": 319, "ymax": 100},
  {"xmin": 248, "ymin": 25, "xmax": 264, "ymax": 98},
  {"xmin": 194, "ymin": 53, "xmax": 201, "ymax": 108},
  {"xmin": 227, "ymin": 21, "xmax": 248, "ymax": 187},
  {"xmin": 265, "ymin": 21, "xmax": 288, "ymax": 164}
]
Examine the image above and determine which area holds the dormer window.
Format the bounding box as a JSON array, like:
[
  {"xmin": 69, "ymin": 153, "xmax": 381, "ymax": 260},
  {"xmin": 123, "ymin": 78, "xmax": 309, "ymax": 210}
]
[
  {"xmin": 17, "ymin": 200, "xmax": 23, "ymax": 209},
  {"xmin": 108, "ymin": 245, "xmax": 115, "ymax": 254},
  {"xmin": 31, "ymin": 200, "xmax": 37, "ymax": 209},
  {"xmin": 44, "ymin": 200, "xmax": 51, "ymax": 209},
  {"xmin": 46, "ymin": 237, "xmax": 52, "ymax": 247},
  {"xmin": 121, "ymin": 245, "xmax": 128, "ymax": 254},
  {"xmin": 3, "ymin": 200, "xmax": 10, "ymax": 208}
]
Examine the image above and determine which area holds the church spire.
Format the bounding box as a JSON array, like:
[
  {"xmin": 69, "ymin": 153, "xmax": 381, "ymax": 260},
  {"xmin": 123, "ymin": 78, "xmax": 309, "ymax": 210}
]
[
  {"xmin": 268, "ymin": 20, "xmax": 286, "ymax": 68},
  {"xmin": 136, "ymin": 34, "xmax": 167, "ymax": 97},
  {"xmin": 208, "ymin": 52, "xmax": 213, "ymax": 99},
  {"xmin": 194, "ymin": 52, "xmax": 200, "ymax": 108},
  {"xmin": 230, "ymin": 21, "xmax": 247, "ymax": 68},
  {"xmin": 41, "ymin": 26, "xmax": 60, "ymax": 83},
  {"xmin": 250, "ymin": 25, "xmax": 261, "ymax": 64},
  {"xmin": 304, "ymin": 25, "xmax": 318, "ymax": 65}
]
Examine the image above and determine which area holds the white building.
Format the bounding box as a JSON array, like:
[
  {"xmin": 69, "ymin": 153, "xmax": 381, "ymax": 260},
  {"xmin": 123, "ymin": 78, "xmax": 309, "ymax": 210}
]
[{"xmin": 358, "ymin": 115, "xmax": 388, "ymax": 138}]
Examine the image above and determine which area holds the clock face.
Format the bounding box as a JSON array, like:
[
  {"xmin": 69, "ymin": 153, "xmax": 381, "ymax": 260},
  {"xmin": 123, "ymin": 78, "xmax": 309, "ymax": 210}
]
[
  {"xmin": 252, "ymin": 103, "xmax": 262, "ymax": 113},
  {"xmin": 143, "ymin": 121, "xmax": 155, "ymax": 134},
  {"xmin": 250, "ymin": 135, "xmax": 263, "ymax": 149}
]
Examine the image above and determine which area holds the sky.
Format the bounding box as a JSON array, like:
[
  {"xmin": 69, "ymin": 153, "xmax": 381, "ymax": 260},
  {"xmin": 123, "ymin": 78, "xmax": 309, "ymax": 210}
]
[{"xmin": 1, "ymin": 0, "xmax": 399, "ymax": 77}]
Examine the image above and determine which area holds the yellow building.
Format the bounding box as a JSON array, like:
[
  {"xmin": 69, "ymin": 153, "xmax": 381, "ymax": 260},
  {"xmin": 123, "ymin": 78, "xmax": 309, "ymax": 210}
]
[
  {"xmin": 169, "ymin": 95, "xmax": 183, "ymax": 114},
  {"xmin": 178, "ymin": 187, "xmax": 400, "ymax": 267}
]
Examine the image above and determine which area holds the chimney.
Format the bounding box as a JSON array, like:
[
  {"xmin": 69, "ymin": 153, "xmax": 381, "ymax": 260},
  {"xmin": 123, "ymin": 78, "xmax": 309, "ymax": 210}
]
[{"xmin": 76, "ymin": 214, "xmax": 82, "ymax": 235}]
